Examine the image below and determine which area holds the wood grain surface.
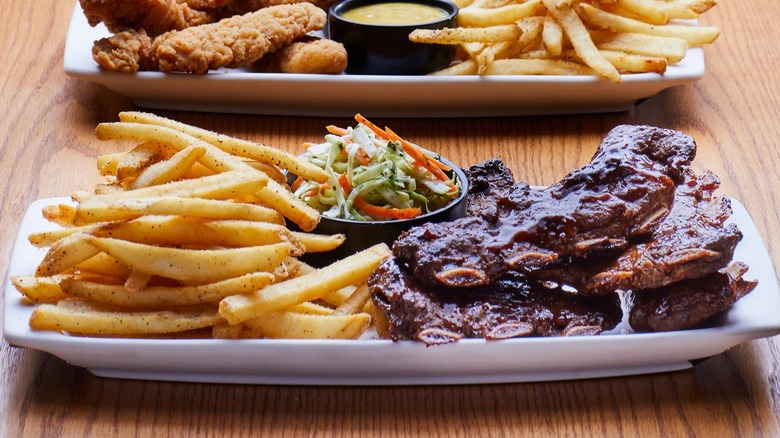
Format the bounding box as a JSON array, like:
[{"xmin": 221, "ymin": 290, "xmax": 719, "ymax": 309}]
[{"xmin": 2, "ymin": 0, "xmax": 780, "ymax": 436}]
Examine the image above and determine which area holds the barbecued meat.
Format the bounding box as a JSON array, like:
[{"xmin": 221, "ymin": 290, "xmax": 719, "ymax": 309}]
[
  {"xmin": 583, "ymin": 170, "xmax": 742, "ymax": 295},
  {"xmin": 370, "ymin": 257, "xmax": 623, "ymax": 345},
  {"xmin": 464, "ymin": 158, "xmax": 515, "ymax": 219},
  {"xmin": 393, "ymin": 125, "xmax": 697, "ymax": 288},
  {"xmin": 628, "ymin": 262, "xmax": 757, "ymax": 332}
]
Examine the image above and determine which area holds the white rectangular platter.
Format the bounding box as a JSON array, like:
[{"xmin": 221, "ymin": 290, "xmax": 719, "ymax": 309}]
[
  {"xmin": 63, "ymin": 4, "xmax": 706, "ymax": 118},
  {"xmin": 4, "ymin": 197, "xmax": 780, "ymax": 385}
]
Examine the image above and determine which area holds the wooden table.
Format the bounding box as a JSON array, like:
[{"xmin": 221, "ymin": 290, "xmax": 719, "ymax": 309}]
[{"xmin": 2, "ymin": 0, "xmax": 780, "ymax": 435}]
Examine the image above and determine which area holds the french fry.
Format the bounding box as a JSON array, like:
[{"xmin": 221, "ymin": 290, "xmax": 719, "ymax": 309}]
[
  {"xmin": 117, "ymin": 111, "xmax": 329, "ymax": 183},
  {"xmin": 29, "ymin": 224, "xmax": 98, "ymax": 247},
  {"xmin": 124, "ymin": 270, "xmax": 152, "ymax": 291},
  {"xmin": 11, "ymin": 274, "xmax": 83, "ymax": 303},
  {"xmin": 289, "ymin": 231, "xmax": 346, "ymax": 253},
  {"xmin": 219, "ymin": 243, "xmax": 391, "ymax": 325},
  {"xmin": 130, "ymin": 145, "xmax": 206, "ymax": 189},
  {"xmin": 96, "ymin": 152, "xmax": 124, "ymax": 176},
  {"xmin": 95, "ymin": 122, "xmax": 271, "ymax": 197},
  {"xmin": 36, "ymin": 233, "xmax": 102, "ymax": 276},
  {"xmin": 564, "ymin": 49, "xmax": 667, "ymax": 74},
  {"xmin": 430, "ymin": 59, "xmax": 479, "ymax": 75},
  {"xmin": 457, "ymin": 0, "xmax": 541, "ymax": 27},
  {"xmin": 61, "ymin": 272, "xmax": 276, "ymax": 308},
  {"xmin": 410, "ymin": 24, "xmax": 522, "ymax": 44},
  {"xmin": 542, "ymin": 0, "xmax": 622, "ymax": 82},
  {"xmin": 73, "ymin": 252, "xmax": 133, "ymax": 278},
  {"xmin": 77, "ymin": 169, "xmax": 266, "ymax": 204},
  {"xmin": 613, "ymin": 0, "xmax": 670, "ymax": 25},
  {"xmin": 243, "ymin": 311, "xmax": 371, "ymax": 339},
  {"xmin": 79, "ymin": 196, "xmax": 284, "ymax": 224},
  {"xmin": 256, "ymin": 180, "xmax": 321, "ymax": 232},
  {"xmin": 590, "ymin": 31, "xmax": 688, "ymax": 64},
  {"xmin": 542, "ymin": 13, "xmax": 564, "ymax": 57},
  {"xmin": 483, "ymin": 58, "xmax": 594, "ymax": 75},
  {"xmin": 116, "ymin": 141, "xmax": 171, "ymax": 181},
  {"xmin": 84, "ymin": 237, "xmax": 291, "ymax": 283},
  {"xmin": 333, "ymin": 283, "xmax": 372, "ymax": 316},
  {"xmin": 580, "ymin": 3, "xmax": 720, "ymax": 46},
  {"xmin": 30, "ymin": 300, "xmax": 222, "ymax": 335},
  {"xmin": 94, "ymin": 217, "xmax": 304, "ymax": 254}
]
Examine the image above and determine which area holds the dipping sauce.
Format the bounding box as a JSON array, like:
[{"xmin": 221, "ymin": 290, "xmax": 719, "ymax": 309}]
[{"xmin": 341, "ymin": 2, "xmax": 450, "ymax": 25}]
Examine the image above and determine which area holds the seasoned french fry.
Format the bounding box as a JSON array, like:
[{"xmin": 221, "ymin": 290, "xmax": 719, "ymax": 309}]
[
  {"xmin": 591, "ymin": 31, "xmax": 688, "ymax": 64},
  {"xmin": 11, "ymin": 274, "xmax": 81, "ymax": 303},
  {"xmin": 289, "ymin": 231, "xmax": 346, "ymax": 253},
  {"xmin": 542, "ymin": 13, "xmax": 564, "ymax": 57},
  {"xmin": 243, "ymin": 311, "xmax": 371, "ymax": 339},
  {"xmin": 86, "ymin": 169, "xmax": 266, "ymax": 203},
  {"xmin": 542, "ymin": 0, "xmax": 622, "ymax": 82},
  {"xmin": 430, "ymin": 59, "xmax": 479, "ymax": 75},
  {"xmin": 457, "ymin": 0, "xmax": 541, "ymax": 27},
  {"xmin": 580, "ymin": 3, "xmax": 720, "ymax": 46},
  {"xmin": 333, "ymin": 283, "xmax": 371, "ymax": 316},
  {"xmin": 79, "ymin": 196, "xmax": 284, "ymax": 224},
  {"xmin": 95, "ymin": 122, "xmax": 266, "ymax": 180},
  {"xmin": 219, "ymin": 243, "xmax": 390, "ymax": 325},
  {"xmin": 613, "ymin": 0, "xmax": 670, "ymax": 25},
  {"xmin": 256, "ymin": 180, "xmax": 321, "ymax": 232},
  {"xmin": 61, "ymin": 272, "xmax": 276, "ymax": 308},
  {"xmin": 29, "ymin": 224, "xmax": 98, "ymax": 247},
  {"xmin": 84, "ymin": 237, "xmax": 291, "ymax": 283},
  {"xmin": 410, "ymin": 24, "xmax": 522, "ymax": 44},
  {"xmin": 117, "ymin": 111, "xmax": 329, "ymax": 183},
  {"xmin": 116, "ymin": 141, "xmax": 170, "ymax": 181},
  {"xmin": 36, "ymin": 233, "xmax": 102, "ymax": 276},
  {"xmin": 483, "ymin": 58, "xmax": 594, "ymax": 75},
  {"xmin": 30, "ymin": 300, "xmax": 222, "ymax": 335},
  {"xmin": 130, "ymin": 145, "xmax": 206, "ymax": 189},
  {"xmin": 73, "ymin": 252, "xmax": 133, "ymax": 278}
]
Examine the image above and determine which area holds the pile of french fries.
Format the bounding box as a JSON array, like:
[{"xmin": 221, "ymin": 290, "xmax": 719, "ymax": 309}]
[
  {"xmin": 12, "ymin": 112, "xmax": 392, "ymax": 340},
  {"xmin": 410, "ymin": 0, "xmax": 720, "ymax": 82}
]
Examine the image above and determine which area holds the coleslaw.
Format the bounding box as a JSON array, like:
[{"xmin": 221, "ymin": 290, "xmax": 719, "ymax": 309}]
[{"xmin": 292, "ymin": 114, "xmax": 461, "ymax": 221}]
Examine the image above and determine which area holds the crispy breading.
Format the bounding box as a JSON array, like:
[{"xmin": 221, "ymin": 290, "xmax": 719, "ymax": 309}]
[
  {"xmin": 79, "ymin": 0, "xmax": 216, "ymax": 36},
  {"xmin": 92, "ymin": 30, "xmax": 155, "ymax": 73},
  {"xmin": 152, "ymin": 3, "xmax": 326, "ymax": 73},
  {"xmin": 253, "ymin": 37, "xmax": 347, "ymax": 74}
]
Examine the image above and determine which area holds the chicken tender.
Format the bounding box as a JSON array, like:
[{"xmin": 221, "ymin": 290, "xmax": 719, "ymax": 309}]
[
  {"xmin": 153, "ymin": 3, "xmax": 327, "ymax": 73},
  {"xmin": 92, "ymin": 3, "xmax": 327, "ymax": 74},
  {"xmin": 79, "ymin": 0, "xmax": 216, "ymax": 36},
  {"xmin": 253, "ymin": 37, "xmax": 347, "ymax": 74},
  {"xmin": 92, "ymin": 30, "xmax": 155, "ymax": 73}
]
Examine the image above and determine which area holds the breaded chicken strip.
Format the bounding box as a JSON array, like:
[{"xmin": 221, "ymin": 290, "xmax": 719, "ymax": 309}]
[
  {"xmin": 153, "ymin": 3, "xmax": 326, "ymax": 73},
  {"xmin": 253, "ymin": 37, "xmax": 347, "ymax": 74},
  {"xmin": 91, "ymin": 3, "xmax": 327, "ymax": 74},
  {"xmin": 79, "ymin": 0, "xmax": 215, "ymax": 36},
  {"xmin": 92, "ymin": 30, "xmax": 155, "ymax": 72}
]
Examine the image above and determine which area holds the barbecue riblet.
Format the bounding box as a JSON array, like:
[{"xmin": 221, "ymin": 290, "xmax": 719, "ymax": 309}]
[
  {"xmin": 583, "ymin": 170, "xmax": 742, "ymax": 295},
  {"xmin": 628, "ymin": 262, "xmax": 757, "ymax": 332},
  {"xmin": 370, "ymin": 257, "xmax": 623, "ymax": 345},
  {"xmin": 393, "ymin": 125, "xmax": 697, "ymax": 288}
]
